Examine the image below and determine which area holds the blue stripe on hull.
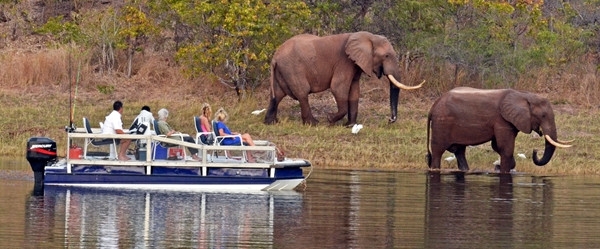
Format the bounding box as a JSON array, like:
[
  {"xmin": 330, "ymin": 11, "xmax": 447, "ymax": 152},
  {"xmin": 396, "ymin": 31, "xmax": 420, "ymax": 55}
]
[{"xmin": 43, "ymin": 173, "xmax": 302, "ymax": 186}]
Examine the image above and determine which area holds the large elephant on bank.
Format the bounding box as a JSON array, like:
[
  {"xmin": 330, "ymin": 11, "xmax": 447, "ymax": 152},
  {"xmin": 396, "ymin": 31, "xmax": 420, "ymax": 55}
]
[
  {"xmin": 264, "ymin": 31, "xmax": 424, "ymax": 126},
  {"xmin": 426, "ymin": 87, "xmax": 572, "ymax": 173}
]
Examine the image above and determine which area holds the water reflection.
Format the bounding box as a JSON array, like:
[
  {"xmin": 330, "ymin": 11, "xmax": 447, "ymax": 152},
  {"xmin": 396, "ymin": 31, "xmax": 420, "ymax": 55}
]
[
  {"xmin": 24, "ymin": 187, "xmax": 303, "ymax": 248},
  {"xmin": 425, "ymin": 172, "xmax": 554, "ymax": 248},
  {"xmin": 4, "ymin": 167, "xmax": 600, "ymax": 248}
]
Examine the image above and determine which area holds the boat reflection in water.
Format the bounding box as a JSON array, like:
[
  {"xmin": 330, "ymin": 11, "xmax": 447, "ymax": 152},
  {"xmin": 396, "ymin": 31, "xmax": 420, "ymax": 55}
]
[{"xmin": 25, "ymin": 186, "xmax": 303, "ymax": 248}]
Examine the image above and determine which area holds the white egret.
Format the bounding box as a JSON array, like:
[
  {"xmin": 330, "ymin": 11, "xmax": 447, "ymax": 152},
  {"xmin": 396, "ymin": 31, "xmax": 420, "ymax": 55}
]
[
  {"xmin": 493, "ymin": 158, "xmax": 501, "ymax": 167},
  {"xmin": 444, "ymin": 155, "xmax": 456, "ymax": 163},
  {"xmin": 351, "ymin": 124, "xmax": 363, "ymax": 134},
  {"xmin": 251, "ymin": 109, "xmax": 266, "ymax": 115}
]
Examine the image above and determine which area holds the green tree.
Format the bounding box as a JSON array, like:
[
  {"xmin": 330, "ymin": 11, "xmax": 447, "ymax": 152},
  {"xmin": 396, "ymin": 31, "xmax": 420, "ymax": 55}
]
[
  {"xmin": 35, "ymin": 9, "xmax": 117, "ymax": 75},
  {"xmin": 37, "ymin": 3, "xmax": 160, "ymax": 77},
  {"xmin": 160, "ymin": 0, "xmax": 311, "ymax": 98},
  {"xmin": 392, "ymin": 0, "xmax": 591, "ymax": 89},
  {"xmin": 118, "ymin": 3, "xmax": 158, "ymax": 78}
]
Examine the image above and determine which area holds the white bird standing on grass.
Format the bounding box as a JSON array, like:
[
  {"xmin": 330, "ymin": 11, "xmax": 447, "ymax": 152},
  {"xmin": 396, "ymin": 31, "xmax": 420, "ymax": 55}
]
[
  {"xmin": 493, "ymin": 154, "xmax": 525, "ymax": 167},
  {"xmin": 444, "ymin": 155, "xmax": 456, "ymax": 163},
  {"xmin": 493, "ymin": 158, "xmax": 501, "ymax": 167},
  {"xmin": 251, "ymin": 109, "xmax": 266, "ymax": 115},
  {"xmin": 351, "ymin": 124, "xmax": 363, "ymax": 134}
]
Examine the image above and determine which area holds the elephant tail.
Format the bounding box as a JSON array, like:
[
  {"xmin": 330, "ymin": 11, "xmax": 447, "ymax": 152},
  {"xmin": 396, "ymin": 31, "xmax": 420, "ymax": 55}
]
[
  {"xmin": 269, "ymin": 61, "xmax": 277, "ymax": 99},
  {"xmin": 426, "ymin": 112, "xmax": 432, "ymax": 166}
]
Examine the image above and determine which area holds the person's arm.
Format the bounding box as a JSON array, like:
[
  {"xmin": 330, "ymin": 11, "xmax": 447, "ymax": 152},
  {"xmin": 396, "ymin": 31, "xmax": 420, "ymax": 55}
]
[
  {"xmin": 166, "ymin": 127, "xmax": 177, "ymax": 136},
  {"xmin": 217, "ymin": 122, "xmax": 231, "ymax": 136},
  {"xmin": 114, "ymin": 119, "xmax": 126, "ymax": 134},
  {"xmin": 158, "ymin": 122, "xmax": 174, "ymax": 136},
  {"xmin": 223, "ymin": 123, "xmax": 240, "ymax": 135},
  {"xmin": 221, "ymin": 130, "xmax": 240, "ymax": 136}
]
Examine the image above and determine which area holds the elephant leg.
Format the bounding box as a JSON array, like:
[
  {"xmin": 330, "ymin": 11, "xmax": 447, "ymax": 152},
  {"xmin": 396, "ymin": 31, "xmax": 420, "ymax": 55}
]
[
  {"xmin": 491, "ymin": 138, "xmax": 499, "ymax": 153},
  {"xmin": 491, "ymin": 138, "xmax": 503, "ymax": 172},
  {"xmin": 264, "ymin": 96, "xmax": 283, "ymax": 125},
  {"xmin": 454, "ymin": 145, "xmax": 470, "ymax": 171},
  {"xmin": 264, "ymin": 82, "xmax": 288, "ymax": 124},
  {"xmin": 328, "ymin": 77, "xmax": 358, "ymax": 126},
  {"xmin": 327, "ymin": 93, "xmax": 349, "ymax": 125},
  {"xmin": 428, "ymin": 143, "xmax": 445, "ymax": 170},
  {"xmin": 344, "ymin": 80, "xmax": 360, "ymax": 127},
  {"xmin": 298, "ymin": 95, "xmax": 318, "ymax": 125},
  {"xmin": 495, "ymin": 134, "xmax": 517, "ymax": 173},
  {"xmin": 499, "ymin": 154, "xmax": 516, "ymax": 173}
]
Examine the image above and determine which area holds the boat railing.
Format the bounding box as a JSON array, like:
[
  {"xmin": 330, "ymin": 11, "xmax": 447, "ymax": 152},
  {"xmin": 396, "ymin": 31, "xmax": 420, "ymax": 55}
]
[{"xmin": 65, "ymin": 132, "xmax": 283, "ymax": 175}]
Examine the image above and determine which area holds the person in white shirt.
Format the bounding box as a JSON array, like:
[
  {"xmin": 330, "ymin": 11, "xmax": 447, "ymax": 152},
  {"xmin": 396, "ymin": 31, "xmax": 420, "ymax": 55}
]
[
  {"xmin": 130, "ymin": 105, "xmax": 155, "ymax": 147},
  {"xmin": 132, "ymin": 106, "xmax": 155, "ymax": 127},
  {"xmin": 101, "ymin": 101, "xmax": 132, "ymax": 161}
]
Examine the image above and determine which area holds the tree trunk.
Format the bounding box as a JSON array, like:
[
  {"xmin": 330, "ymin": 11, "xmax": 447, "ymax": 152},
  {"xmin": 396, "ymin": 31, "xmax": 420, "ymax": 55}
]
[{"xmin": 127, "ymin": 45, "xmax": 133, "ymax": 78}]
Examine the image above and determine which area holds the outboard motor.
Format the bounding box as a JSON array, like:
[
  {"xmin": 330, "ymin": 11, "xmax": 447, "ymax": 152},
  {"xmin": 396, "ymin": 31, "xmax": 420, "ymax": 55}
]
[{"xmin": 26, "ymin": 137, "xmax": 57, "ymax": 186}]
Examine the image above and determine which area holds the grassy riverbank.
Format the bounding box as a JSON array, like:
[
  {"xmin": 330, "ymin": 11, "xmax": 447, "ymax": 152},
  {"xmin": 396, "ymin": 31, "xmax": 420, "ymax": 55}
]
[{"xmin": 4, "ymin": 77, "xmax": 599, "ymax": 175}]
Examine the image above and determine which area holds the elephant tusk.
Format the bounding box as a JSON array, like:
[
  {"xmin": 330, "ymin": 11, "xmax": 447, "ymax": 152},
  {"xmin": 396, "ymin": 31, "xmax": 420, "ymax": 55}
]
[
  {"xmin": 558, "ymin": 138, "xmax": 574, "ymax": 144},
  {"xmin": 545, "ymin": 135, "xmax": 572, "ymax": 148},
  {"xmin": 387, "ymin": 75, "xmax": 425, "ymax": 90}
]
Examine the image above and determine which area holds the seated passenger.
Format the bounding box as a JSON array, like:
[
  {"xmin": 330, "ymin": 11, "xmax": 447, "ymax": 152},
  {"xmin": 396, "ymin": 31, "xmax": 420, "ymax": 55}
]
[
  {"xmin": 198, "ymin": 103, "xmax": 214, "ymax": 145},
  {"xmin": 213, "ymin": 108, "xmax": 256, "ymax": 162},
  {"xmin": 131, "ymin": 105, "xmax": 154, "ymax": 146},
  {"xmin": 132, "ymin": 105, "xmax": 155, "ymax": 129},
  {"xmin": 200, "ymin": 103, "xmax": 213, "ymax": 133},
  {"xmin": 101, "ymin": 100, "xmax": 132, "ymax": 161},
  {"xmin": 156, "ymin": 108, "xmax": 201, "ymax": 161}
]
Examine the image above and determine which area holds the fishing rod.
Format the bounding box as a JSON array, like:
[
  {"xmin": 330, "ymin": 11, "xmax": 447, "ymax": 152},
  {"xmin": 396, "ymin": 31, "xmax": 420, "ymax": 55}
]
[{"xmin": 65, "ymin": 49, "xmax": 76, "ymax": 133}]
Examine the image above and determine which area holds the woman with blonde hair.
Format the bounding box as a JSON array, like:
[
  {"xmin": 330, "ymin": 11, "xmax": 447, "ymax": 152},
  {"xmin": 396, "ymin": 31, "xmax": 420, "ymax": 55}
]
[{"xmin": 213, "ymin": 108, "xmax": 256, "ymax": 162}]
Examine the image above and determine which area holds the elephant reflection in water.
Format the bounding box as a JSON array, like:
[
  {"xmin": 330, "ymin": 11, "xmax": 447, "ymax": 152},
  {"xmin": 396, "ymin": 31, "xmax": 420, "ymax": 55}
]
[
  {"xmin": 425, "ymin": 173, "xmax": 554, "ymax": 248},
  {"xmin": 426, "ymin": 87, "xmax": 572, "ymax": 173},
  {"xmin": 265, "ymin": 31, "xmax": 424, "ymax": 126}
]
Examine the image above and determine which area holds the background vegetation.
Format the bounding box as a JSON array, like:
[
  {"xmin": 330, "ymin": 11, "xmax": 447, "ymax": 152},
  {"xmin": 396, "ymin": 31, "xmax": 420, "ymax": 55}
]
[{"xmin": 1, "ymin": 0, "xmax": 599, "ymax": 174}]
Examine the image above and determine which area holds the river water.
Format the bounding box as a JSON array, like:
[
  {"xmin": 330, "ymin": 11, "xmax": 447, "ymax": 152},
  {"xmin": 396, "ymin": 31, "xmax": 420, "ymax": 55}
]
[{"xmin": 2, "ymin": 159, "xmax": 600, "ymax": 248}]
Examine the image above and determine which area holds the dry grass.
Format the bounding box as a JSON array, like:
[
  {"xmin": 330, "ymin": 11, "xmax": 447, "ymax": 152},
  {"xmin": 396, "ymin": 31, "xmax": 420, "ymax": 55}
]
[{"xmin": 2, "ymin": 46, "xmax": 600, "ymax": 175}]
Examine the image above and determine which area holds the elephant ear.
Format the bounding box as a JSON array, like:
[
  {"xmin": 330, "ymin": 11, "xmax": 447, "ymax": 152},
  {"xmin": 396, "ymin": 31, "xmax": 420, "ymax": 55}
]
[
  {"xmin": 500, "ymin": 92, "xmax": 532, "ymax": 133},
  {"xmin": 345, "ymin": 32, "xmax": 374, "ymax": 77}
]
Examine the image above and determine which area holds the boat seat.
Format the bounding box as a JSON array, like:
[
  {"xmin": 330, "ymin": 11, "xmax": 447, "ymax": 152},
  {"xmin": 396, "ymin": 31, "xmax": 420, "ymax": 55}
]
[
  {"xmin": 82, "ymin": 117, "xmax": 118, "ymax": 159},
  {"xmin": 152, "ymin": 119, "xmax": 187, "ymax": 159},
  {"xmin": 194, "ymin": 116, "xmax": 216, "ymax": 145},
  {"xmin": 213, "ymin": 120, "xmax": 245, "ymax": 146}
]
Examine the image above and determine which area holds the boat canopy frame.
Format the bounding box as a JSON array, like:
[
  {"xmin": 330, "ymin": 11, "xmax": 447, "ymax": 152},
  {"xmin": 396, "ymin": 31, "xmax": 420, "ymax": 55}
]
[{"xmin": 65, "ymin": 131, "xmax": 304, "ymax": 178}]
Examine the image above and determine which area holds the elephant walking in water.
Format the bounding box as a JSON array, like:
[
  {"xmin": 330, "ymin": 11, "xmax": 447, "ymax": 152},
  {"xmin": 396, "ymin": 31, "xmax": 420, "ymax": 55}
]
[
  {"xmin": 426, "ymin": 87, "xmax": 572, "ymax": 173},
  {"xmin": 264, "ymin": 31, "xmax": 424, "ymax": 126}
]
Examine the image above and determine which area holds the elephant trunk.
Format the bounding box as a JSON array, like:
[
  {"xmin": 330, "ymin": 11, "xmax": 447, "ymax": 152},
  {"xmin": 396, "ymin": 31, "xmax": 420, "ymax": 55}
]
[
  {"xmin": 532, "ymin": 139, "xmax": 556, "ymax": 166},
  {"xmin": 386, "ymin": 74, "xmax": 424, "ymax": 123},
  {"xmin": 532, "ymin": 124, "xmax": 573, "ymax": 166},
  {"xmin": 389, "ymin": 83, "xmax": 400, "ymax": 123}
]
